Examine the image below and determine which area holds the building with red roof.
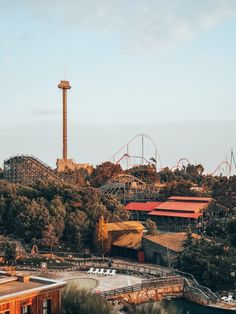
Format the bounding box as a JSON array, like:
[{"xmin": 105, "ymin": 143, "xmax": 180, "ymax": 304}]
[
  {"xmin": 148, "ymin": 197, "xmax": 213, "ymax": 232},
  {"xmin": 124, "ymin": 196, "xmax": 215, "ymax": 232},
  {"xmin": 124, "ymin": 202, "xmax": 163, "ymax": 221},
  {"xmin": 168, "ymin": 196, "xmax": 212, "ymax": 203}
]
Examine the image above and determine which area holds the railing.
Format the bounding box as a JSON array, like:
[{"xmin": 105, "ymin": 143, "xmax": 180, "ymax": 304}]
[
  {"xmin": 174, "ymin": 270, "xmax": 218, "ymax": 303},
  {"xmin": 53, "ymin": 259, "xmax": 169, "ymax": 278},
  {"xmin": 38, "ymin": 250, "xmax": 93, "ymax": 258},
  {"xmin": 112, "ymin": 262, "xmax": 169, "ymax": 277},
  {"xmin": 81, "ymin": 261, "xmax": 169, "ymax": 279},
  {"xmin": 184, "ymin": 278, "xmax": 210, "ymax": 305},
  {"xmin": 100, "ymin": 283, "xmax": 142, "ymax": 298},
  {"xmin": 100, "ymin": 276, "xmax": 184, "ymax": 298},
  {"xmin": 141, "ymin": 275, "xmax": 181, "ymax": 285},
  {"xmin": 15, "ymin": 260, "xmax": 169, "ymax": 279}
]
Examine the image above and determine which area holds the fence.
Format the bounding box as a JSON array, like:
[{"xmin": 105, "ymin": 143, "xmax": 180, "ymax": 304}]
[
  {"xmin": 184, "ymin": 278, "xmax": 210, "ymax": 305},
  {"xmin": 100, "ymin": 276, "xmax": 184, "ymax": 298},
  {"xmin": 174, "ymin": 270, "xmax": 218, "ymax": 303},
  {"xmin": 112, "ymin": 262, "xmax": 169, "ymax": 278}
]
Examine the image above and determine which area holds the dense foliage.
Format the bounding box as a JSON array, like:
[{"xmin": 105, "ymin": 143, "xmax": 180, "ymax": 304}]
[
  {"xmin": 145, "ymin": 219, "xmax": 158, "ymax": 235},
  {"xmin": 89, "ymin": 162, "xmax": 123, "ymax": 187},
  {"xmin": 61, "ymin": 286, "xmax": 113, "ymax": 314},
  {"xmin": 59, "ymin": 162, "xmax": 236, "ymax": 211},
  {"xmin": 0, "ymin": 179, "xmax": 129, "ymax": 252},
  {"xmin": 177, "ymin": 237, "xmax": 235, "ymax": 291},
  {"xmin": 157, "ymin": 166, "xmax": 236, "ymax": 208},
  {"xmin": 127, "ymin": 165, "xmax": 158, "ymax": 184},
  {"xmin": 0, "ymin": 160, "xmax": 236, "ymax": 294}
]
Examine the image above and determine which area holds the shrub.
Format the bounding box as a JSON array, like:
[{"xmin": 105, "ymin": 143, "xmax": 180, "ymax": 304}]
[{"xmin": 61, "ymin": 285, "xmax": 113, "ymax": 314}]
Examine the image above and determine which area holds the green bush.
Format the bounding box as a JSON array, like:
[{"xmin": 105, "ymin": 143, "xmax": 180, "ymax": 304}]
[
  {"xmin": 61, "ymin": 285, "xmax": 113, "ymax": 314},
  {"xmin": 132, "ymin": 303, "xmax": 159, "ymax": 314}
]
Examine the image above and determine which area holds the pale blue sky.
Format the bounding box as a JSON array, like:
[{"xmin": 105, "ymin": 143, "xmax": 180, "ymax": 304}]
[{"xmin": 0, "ymin": 0, "xmax": 236, "ymax": 173}]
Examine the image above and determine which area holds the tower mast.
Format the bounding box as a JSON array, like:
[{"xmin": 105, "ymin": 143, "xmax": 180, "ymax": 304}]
[{"xmin": 58, "ymin": 80, "xmax": 71, "ymax": 160}]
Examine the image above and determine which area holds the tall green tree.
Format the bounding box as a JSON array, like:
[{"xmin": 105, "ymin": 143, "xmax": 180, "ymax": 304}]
[
  {"xmin": 42, "ymin": 224, "xmax": 59, "ymax": 255},
  {"xmin": 90, "ymin": 162, "xmax": 123, "ymax": 187},
  {"xmin": 64, "ymin": 210, "xmax": 89, "ymax": 250},
  {"xmin": 145, "ymin": 219, "xmax": 158, "ymax": 235},
  {"xmin": 127, "ymin": 165, "xmax": 157, "ymax": 184}
]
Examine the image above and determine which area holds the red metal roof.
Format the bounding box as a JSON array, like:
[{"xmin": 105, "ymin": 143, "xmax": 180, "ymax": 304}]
[
  {"xmin": 168, "ymin": 196, "xmax": 212, "ymax": 203},
  {"xmin": 124, "ymin": 203, "xmax": 148, "ymax": 211},
  {"xmin": 155, "ymin": 201, "xmax": 207, "ymax": 213},
  {"xmin": 148, "ymin": 210, "xmax": 202, "ymax": 219},
  {"xmin": 141, "ymin": 202, "xmax": 164, "ymax": 210},
  {"xmin": 124, "ymin": 202, "xmax": 163, "ymax": 211}
]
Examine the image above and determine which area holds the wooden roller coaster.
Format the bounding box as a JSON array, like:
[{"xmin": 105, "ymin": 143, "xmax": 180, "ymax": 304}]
[
  {"xmin": 99, "ymin": 174, "xmax": 159, "ymax": 204},
  {"xmin": 4, "ymin": 155, "xmax": 65, "ymax": 185}
]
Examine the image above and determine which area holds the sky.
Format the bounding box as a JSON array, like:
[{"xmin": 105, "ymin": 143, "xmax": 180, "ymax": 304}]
[{"xmin": 0, "ymin": 0, "xmax": 236, "ymax": 174}]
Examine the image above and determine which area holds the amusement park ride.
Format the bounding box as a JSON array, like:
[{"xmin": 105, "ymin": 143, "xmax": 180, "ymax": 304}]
[
  {"xmin": 2, "ymin": 79, "xmax": 236, "ymax": 189},
  {"xmin": 173, "ymin": 150, "xmax": 236, "ymax": 178},
  {"xmin": 3, "ymin": 135, "xmax": 236, "ymax": 187},
  {"xmin": 107, "ymin": 134, "xmax": 236, "ymax": 178},
  {"xmin": 108, "ymin": 133, "xmax": 162, "ymax": 170}
]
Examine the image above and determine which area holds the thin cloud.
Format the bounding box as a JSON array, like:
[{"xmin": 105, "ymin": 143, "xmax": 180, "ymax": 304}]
[{"xmin": 2, "ymin": 0, "xmax": 236, "ymax": 50}]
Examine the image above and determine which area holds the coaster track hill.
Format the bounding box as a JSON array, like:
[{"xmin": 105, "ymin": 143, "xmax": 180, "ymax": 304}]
[{"xmin": 3, "ymin": 155, "xmax": 66, "ymax": 186}]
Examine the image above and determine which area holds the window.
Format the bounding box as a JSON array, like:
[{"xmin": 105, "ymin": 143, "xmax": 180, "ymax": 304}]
[
  {"xmin": 43, "ymin": 300, "xmax": 51, "ymax": 314},
  {"xmin": 21, "ymin": 305, "xmax": 31, "ymax": 314}
]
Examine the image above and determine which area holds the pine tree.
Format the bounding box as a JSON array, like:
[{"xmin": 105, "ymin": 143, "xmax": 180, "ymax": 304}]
[
  {"xmin": 145, "ymin": 219, "xmax": 158, "ymax": 235},
  {"xmin": 42, "ymin": 224, "xmax": 58, "ymax": 256},
  {"xmin": 185, "ymin": 225, "xmax": 193, "ymax": 247},
  {"xmin": 95, "ymin": 216, "xmax": 108, "ymax": 259}
]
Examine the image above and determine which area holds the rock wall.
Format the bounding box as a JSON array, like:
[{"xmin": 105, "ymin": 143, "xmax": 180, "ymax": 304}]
[
  {"xmin": 108, "ymin": 284, "xmax": 183, "ymax": 305},
  {"xmin": 184, "ymin": 291, "xmax": 209, "ymax": 305}
]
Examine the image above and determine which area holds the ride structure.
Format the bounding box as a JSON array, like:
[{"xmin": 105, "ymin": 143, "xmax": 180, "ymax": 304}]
[
  {"xmin": 108, "ymin": 133, "xmax": 161, "ymax": 171},
  {"xmin": 56, "ymin": 80, "xmax": 91, "ymax": 172},
  {"xmin": 229, "ymin": 149, "xmax": 236, "ymax": 175},
  {"xmin": 176, "ymin": 158, "xmax": 191, "ymax": 170},
  {"xmin": 209, "ymin": 149, "xmax": 236, "ymax": 177},
  {"xmin": 99, "ymin": 173, "xmax": 159, "ymax": 204},
  {"xmin": 4, "ymin": 155, "xmax": 65, "ymax": 185},
  {"xmin": 210, "ymin": 161, "xmax": 231, "ymax": 178}
]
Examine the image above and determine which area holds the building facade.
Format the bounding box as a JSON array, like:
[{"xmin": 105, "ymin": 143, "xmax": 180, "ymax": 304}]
[{"xmin": 0, "ymin": 272, "xmax": 66, "ymax": 314}]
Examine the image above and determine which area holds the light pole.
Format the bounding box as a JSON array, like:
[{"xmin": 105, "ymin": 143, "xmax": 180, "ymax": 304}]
[
  {"xmin": 166, "ymin": 243, "xmax": 171, "ymax": 271},
  {"xmin": 161, "ymin": 240, "xmax": 171, "ymax": 271}
]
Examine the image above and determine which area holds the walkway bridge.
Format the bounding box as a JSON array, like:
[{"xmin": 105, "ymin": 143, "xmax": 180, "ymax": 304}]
[
  {"xmin": 100, "ymin": 276, "xmax": 184, "ymax": 300},
  {"xmin": 99, "ymin": 267, "xmax": 218, "ymax": 306}
]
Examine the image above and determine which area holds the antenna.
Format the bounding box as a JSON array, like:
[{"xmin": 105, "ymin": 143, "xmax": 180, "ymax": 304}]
[{"xmin": 63, "ymin": 66, "xmax": 66, "ymax": 80}]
